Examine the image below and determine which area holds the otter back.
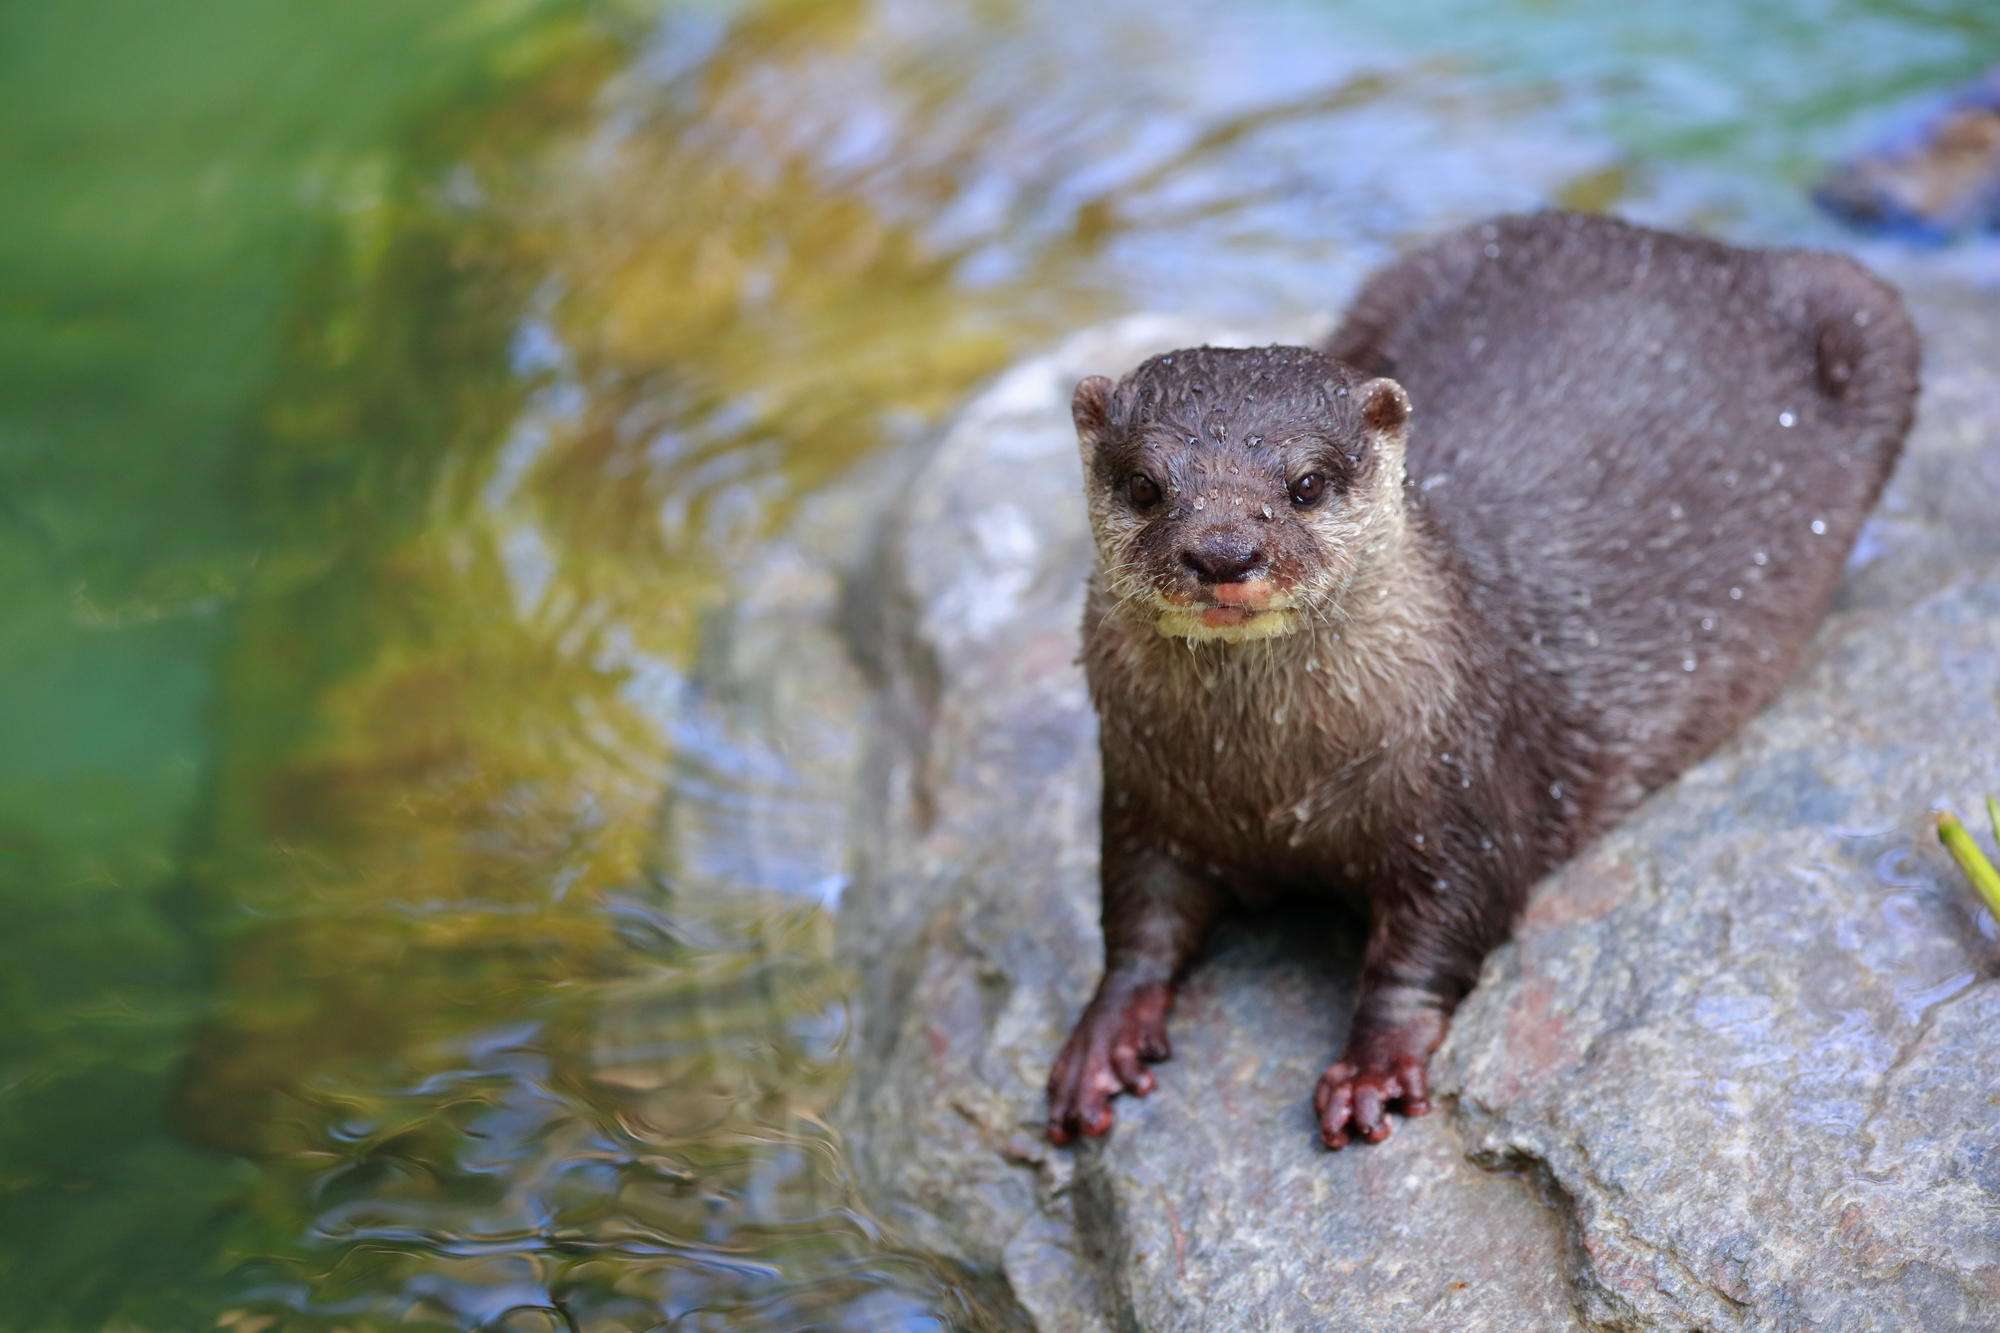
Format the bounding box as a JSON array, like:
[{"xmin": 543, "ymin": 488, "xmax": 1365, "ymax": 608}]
[{"xmin": 1329, "ymin": 212, "xmax": 1920, "ymax": 813}]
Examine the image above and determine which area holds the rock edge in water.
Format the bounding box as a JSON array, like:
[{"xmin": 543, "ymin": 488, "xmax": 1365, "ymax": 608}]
[{"xmin": 834, "ymin": 286, "xmax": 2000, "ymax": 1332}]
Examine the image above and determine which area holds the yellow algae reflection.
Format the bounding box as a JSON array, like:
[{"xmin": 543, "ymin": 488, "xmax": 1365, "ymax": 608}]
[{"xmin": 176, "ymin": 0, "xmax": 1115, "ymax": 1325}]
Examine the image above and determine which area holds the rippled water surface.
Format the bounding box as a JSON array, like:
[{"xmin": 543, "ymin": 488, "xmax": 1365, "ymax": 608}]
[{"xmin": 4, "ymin": 0, "xmax": 1996, "ymax": 1327}]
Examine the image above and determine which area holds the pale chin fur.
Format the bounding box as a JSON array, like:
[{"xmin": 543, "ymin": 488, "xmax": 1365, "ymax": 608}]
[{"xmin": 1151, "ymin": 605, "xmax": 1303, "ymax": 643}]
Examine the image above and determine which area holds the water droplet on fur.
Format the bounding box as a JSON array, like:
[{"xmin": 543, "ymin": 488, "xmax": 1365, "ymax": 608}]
[
  {"xmin": 1480, "ymin": 837, "xmax": 1494, "ymax": 851},
  {"xmin": 1549, "ymin": 783, "xmax": 1563, "ymax": 800},
  {"xmin": 1700, "ymin": 617, "xmax": 1714, "ymax": 631},
  {"xmin": 1730, "ymin": 586, "xmax": 1744, "ymax": 599},
  {"xmin": 1193, "ymin": 498, "xmax": 1204, "ymax": 511},
  {"xmin": 1753, "ymin": 551, "xmax": 1768, "ymax": 565},
  {"xmin": 1484, "ymin": 243, "xmax": 1501, "ymax": 258},
  {"xmin": 1272, "ymin": 706, "xmax": 1288, "ymax": 725},
  {"xmin": 1683, "ymin": 657, "xmax": 1697, "ymax": 672},
  {"xmin": 1413, "ymin": 833, "xmax": 1425, "ymax": 845},
  {"xmin": 1214, "ymin": 737, "xmax": 1225, "ymax": 753},
  {"xmin": 1778, "ymin": 411, "xmax": 1796, "ymax": 427},
  {"xmin": 1261, "ymin": 504, "xmax": 1273, "ymax": 519},
  {"xmin": 1810, "ymin": 518, "xmax": 1827, "ymax": 535},
  {"xmin": 1305, "ymin": 658, "xmax": 1320, "ymax": 672},
  {"xmin": 1585, "ymin": 630, "xmax": 1600, "ymax": 647}
]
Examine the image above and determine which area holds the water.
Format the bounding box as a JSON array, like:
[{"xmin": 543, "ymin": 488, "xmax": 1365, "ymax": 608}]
[{"xmin": 2, "ymin": 0, "xmax": 1995, "ymax": 1327}]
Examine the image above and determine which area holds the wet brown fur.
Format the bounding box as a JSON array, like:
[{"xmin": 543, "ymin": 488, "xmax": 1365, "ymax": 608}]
[{"xmin": 1046, "ymin": 212, "xmax": 1920, "ymax": 1149}]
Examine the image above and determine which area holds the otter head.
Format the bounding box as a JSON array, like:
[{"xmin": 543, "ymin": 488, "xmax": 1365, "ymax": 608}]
[{"xmin": 1072, "ymin": 345, "xmax": 1412, "ymax": 644}]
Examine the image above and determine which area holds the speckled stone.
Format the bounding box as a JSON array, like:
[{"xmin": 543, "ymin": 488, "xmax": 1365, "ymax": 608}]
[
  {"xmin": 1436, "ymin": 272, "xmax": 2000, "ymax": 1333},
  {"xmin": 833, "ymin": 276, "xmax": 2000, "ymax": 1332}
]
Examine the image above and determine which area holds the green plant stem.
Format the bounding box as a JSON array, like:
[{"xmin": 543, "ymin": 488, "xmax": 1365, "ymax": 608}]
[{"xmin": 1938, "ymin": 810, "xmax": 2000, "ymax": 918}]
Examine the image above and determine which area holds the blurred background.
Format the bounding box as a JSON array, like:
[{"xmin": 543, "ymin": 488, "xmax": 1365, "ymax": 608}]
[{"xmin": 2, "ymin": 0, "xmax": 1996, "ymax": 1328}]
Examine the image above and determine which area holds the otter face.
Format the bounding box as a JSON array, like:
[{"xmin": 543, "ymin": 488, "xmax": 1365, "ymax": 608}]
[{"xmin": 1073, "ymin": 345, "xmax": 1411, "ymax": 644}]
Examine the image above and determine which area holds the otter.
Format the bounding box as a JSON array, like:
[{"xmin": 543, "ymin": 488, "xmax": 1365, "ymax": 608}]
[{"xmin": 1045, "ymin": 211, "xmax": 1920, "ymax": 1150}]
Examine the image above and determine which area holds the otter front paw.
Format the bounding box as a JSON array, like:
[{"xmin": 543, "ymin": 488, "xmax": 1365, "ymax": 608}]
[
  {"xmin": 1045, "ymin": 983, "xmax": 1171, "ymax": 1144},
  {"xmin": 1313, "ymin": 1050, "xmax": 1433, "ymax": 1149}
]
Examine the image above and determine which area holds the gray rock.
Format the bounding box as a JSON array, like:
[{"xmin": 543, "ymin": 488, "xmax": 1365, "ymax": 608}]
[
  {"xmin": 1439, "ymin": 274, "xmax": 2000, "ymax": 1333},
  {"xmin": 834, "ymin": 281, "xmax": 2000, "ymax": 1331}
]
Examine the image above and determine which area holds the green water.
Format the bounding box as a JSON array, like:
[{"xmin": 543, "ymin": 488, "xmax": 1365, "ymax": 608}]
[{"xmin": 1, "ymin": 0, "xmax": 1994, "ymax": 1327}]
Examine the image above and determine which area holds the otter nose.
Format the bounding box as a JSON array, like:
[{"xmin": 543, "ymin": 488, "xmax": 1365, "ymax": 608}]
[{"xmin": 1180, "ymin": 533, "xmax": 1265, "ymax": 584}]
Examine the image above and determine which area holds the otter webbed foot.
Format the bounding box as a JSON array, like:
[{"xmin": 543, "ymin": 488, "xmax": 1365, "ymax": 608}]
[
  {"xmin": 1045, "ymin": 981, "xmax": 1172, "ymax": 1144},
  {"xmin": 1314, "ymin": 1051, "xmax": 1432, "ymax": 1148},
  {"xmin": 1314, "ymin": 1003, "xmax": 1447, "ymax": 1149}
]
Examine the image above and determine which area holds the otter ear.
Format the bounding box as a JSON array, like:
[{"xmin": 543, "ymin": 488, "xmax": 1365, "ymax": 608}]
[
  {"xmin": 1072, "ymin": 376, "xmax": 1114, "ymax": 457},
  {"xmin": 1356, "ymin": 377, "xmax": 1411, "ymax": 442},
  {"xmin": 1351, "ymin": 378, "xmax": 1411, "ymax": 489}
]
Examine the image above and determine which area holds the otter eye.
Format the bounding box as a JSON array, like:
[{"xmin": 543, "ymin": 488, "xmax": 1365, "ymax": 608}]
[
  {"xmin": 1288, "ymin": 472, "xmax": 1326, "ymax": 506},
  {"xmin": 1128, "ymin": 474, "xmax": 1162, "ymax": 509}
]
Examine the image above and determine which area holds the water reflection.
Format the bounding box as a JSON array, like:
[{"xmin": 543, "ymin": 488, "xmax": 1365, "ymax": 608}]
[
  {"xmin": 218, "ymin": 907, "xmax": 955, "ymax": 1329},
  {"xmin": 169, "ymin": 9, "xmax": 953, "ymax": 1325},
  {"xmin": 7, "ymin": 0, "xmax": 1998, "ymax": 1326}
]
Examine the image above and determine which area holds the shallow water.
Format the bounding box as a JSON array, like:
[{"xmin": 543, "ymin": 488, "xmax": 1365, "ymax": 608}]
[{"xmin": 2, "ymin": 0, "xmax": 1996, "ymax": 1327}]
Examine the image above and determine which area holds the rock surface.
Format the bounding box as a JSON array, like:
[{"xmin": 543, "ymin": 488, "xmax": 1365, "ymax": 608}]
[
  {"xmin": 1813, "ymin": 65, "xmax": 2000, "ymax": 241},
  {"xmin": 832, "ymin": 279, "xmax": 2000, "ymax": 1331}
]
